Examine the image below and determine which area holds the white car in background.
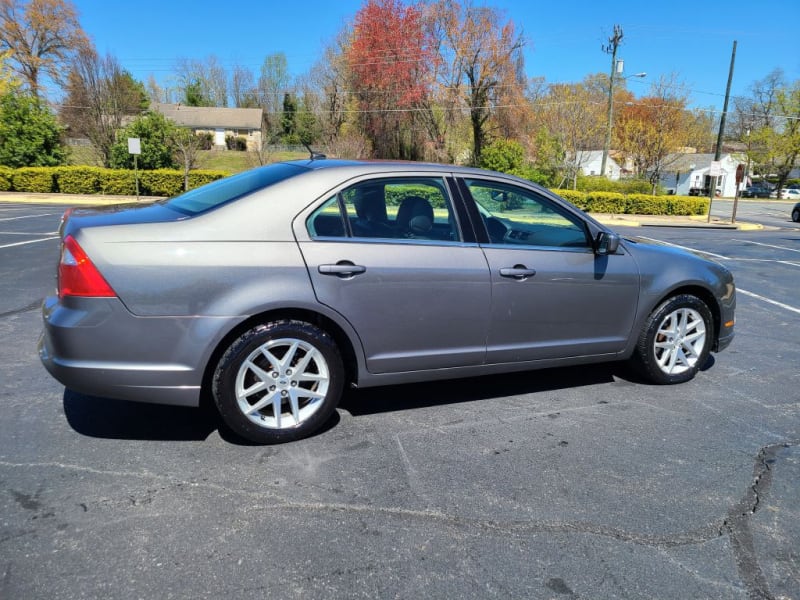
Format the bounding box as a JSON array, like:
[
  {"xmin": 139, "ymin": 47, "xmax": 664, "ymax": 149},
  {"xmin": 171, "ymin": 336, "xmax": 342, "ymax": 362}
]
[{"xmin": 770, "ymin": 188, "xmax": 800, "ymax": 200}]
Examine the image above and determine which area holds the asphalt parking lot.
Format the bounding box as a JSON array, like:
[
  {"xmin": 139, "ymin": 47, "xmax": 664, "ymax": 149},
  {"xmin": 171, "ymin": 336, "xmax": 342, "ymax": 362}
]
[{"xmin": 1, "ymin": 200, "xmax": 798, "ymax": 599}]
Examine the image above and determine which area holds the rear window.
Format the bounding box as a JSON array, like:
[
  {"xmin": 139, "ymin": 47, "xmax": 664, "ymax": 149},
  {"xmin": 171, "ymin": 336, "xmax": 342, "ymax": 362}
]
[{"xmin": 165, "ymin": 163, "xmax": 307, "ymax": 215}]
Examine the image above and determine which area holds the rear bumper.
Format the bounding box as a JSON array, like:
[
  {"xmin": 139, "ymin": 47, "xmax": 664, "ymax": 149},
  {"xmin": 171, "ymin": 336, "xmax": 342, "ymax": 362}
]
[{"xmin": 38, "ymin": 296, "xmax": 235, "ymax": 407}]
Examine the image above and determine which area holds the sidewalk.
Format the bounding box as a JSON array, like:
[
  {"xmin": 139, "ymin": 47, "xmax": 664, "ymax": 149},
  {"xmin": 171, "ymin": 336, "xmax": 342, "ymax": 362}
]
[{"xmin": 0, "ymin": 191, "xmax": 764, "ymax": 230}]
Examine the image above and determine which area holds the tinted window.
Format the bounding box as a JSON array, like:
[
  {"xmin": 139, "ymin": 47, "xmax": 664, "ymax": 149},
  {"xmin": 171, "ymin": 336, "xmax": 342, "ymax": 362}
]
[
  {"xmin": 465, "ymin": 179, "xmax": 589, "ymax": 249},
  {"xmin": 165, "ymin": 163, "xmax": 306, "ymax": 215},
  {"xmin": 307, "ymin": 177, "xmax": 460, "ymax": 242}
]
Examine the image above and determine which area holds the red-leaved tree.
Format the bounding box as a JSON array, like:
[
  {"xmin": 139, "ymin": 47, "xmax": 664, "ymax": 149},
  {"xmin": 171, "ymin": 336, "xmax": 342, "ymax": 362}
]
[{"xmin": 346, "ymin": 0, "xmax": 435, "ymax": 159}]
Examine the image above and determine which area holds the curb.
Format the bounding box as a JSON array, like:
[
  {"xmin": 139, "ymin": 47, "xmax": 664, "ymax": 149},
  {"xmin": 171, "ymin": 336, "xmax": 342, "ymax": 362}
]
[{"xmin": 0, "ymin": 193, "xmax": 160, "ymax": 206}]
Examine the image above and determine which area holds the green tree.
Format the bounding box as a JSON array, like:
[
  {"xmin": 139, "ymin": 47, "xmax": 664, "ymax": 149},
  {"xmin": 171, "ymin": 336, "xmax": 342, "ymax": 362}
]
[
  {"xmin": 281, "ymin": 91, "xmax": 297, "ymax": 143},
  {"xmin": 0, "ymin": 89, "xmax": 66, "ymax": 166},
  {"xmin": 109, "ymin": 111, "xmax": 177, "ymax": 169},
  {"xmin": 184, "ymin": 78, "xmax": 211, "ymax": 107},
  {"xmin": 296, "ymin": 93, "xmax": 319, "ymax": 146},
  {"xmin": 479, "ymin": 138, "xmax": 546, "ymax": 184}
]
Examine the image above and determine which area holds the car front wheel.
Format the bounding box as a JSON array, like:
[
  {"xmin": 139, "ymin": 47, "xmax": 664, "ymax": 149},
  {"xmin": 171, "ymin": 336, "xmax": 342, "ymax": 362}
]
[
  {"xmin": 212, "ymin": 320, "xmax": 344, "ymax": 444},
  {"xmin": 792, "ymin": 207, "xmax": 800, "ymax": 222},
  {"xmin": 633, "ymin": 295, "xmax": 713, "ymax": 385}
]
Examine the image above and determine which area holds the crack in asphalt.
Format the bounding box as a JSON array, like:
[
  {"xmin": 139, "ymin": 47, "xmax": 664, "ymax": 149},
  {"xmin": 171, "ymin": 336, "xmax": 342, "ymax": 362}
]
[
  {"xmin": 2, "ymin": 440, "xmax": 797, "ymax": 597},
  {"xmin": 0, "ymin": 299, "xmax": 42, "ymax": 319},
  {"xmin": 719, "ymin": 441, "xmax": 796, "ymax": 600}
]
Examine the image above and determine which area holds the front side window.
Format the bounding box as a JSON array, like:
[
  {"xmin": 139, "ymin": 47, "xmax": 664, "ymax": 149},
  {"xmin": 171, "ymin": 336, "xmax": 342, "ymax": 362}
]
[
  {"xmin": 464, "ymin": 179, "xmax": 589, "ymax": 249},
  {"xmin": 307, "ymin": 177, "xmax": 460, "ymax": 242}
]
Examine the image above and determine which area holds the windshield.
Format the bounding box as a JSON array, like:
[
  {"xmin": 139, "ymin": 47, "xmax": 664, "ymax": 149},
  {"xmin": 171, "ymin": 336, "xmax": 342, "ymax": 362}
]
[{"xmin": 165, "ymin": 163, "xmax": 307, "ymax": 215}]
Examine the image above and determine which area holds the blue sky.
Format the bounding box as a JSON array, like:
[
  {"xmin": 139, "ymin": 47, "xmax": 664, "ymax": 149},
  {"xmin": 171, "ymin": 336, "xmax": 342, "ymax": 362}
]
[{"xmin": 72, "ymin": 0, "xmax": 799, "ymax": 111}]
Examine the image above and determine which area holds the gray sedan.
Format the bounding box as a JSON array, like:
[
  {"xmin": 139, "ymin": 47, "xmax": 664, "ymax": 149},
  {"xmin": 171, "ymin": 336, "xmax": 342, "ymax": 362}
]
[{"xmin": 40, "ymin": 159, "xmax": 736, "ymax": 444}]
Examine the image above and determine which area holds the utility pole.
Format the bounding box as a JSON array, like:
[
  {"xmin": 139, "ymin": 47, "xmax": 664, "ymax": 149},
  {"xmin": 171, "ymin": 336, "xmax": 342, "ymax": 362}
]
[
  {"xmin": 708, "ymin": 40, "xmax": 737, "ymax": 223},
  {"xmin": 601, "ymin": 25, "xmax": 624, "ymax": 179}
]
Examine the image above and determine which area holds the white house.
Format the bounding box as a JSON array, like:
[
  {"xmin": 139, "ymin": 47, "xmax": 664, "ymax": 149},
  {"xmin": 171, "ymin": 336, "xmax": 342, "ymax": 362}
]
[
  {"xmin": 657, "ymin": 153, "xmax": 746, "ymax": 198},
  {"xmin": 572, "ymin": 150, "xmax": 622, "ymax": 180},
  {"xmin": 151, "ymin": 103, "xmax": 263, "ymax": 151}
]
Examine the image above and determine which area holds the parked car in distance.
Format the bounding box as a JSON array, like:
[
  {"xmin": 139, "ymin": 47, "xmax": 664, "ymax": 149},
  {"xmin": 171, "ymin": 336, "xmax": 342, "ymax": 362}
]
[
  {"xmin": 39, "ymin": 159, "xmax": 737, "ymax": 444},
  {"xmin": 792, "ymin": 202, "xmax": 800, "ymax": 222},
  {"xmin": 742, "ymin": 185, "xmax": 773, "ymax": 198},
  {"xmin": 771, "ymin": 188, "xmax": 800, "ymax": 201}
]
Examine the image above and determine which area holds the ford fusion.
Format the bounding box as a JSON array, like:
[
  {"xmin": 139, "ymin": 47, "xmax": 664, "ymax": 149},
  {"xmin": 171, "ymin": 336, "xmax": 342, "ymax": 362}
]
[{"xmin": 40, "ymin": 159, "xmax": 736, "ymax": 444}]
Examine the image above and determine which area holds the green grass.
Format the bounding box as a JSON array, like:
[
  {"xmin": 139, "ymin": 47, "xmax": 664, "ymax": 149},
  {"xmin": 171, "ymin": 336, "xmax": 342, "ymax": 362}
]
[
  {"xmin": 197, "ymin": 150, "xmax": 308, "ymax": 174},
  {"xmin": 66, "ymin": 147, "xmax": 309, "ymax": 175}
]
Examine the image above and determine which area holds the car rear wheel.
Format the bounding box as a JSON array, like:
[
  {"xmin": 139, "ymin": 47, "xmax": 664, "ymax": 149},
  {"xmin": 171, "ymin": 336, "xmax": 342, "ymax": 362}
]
[
  {"xmin": 212, "ymin": 320, "xmax": 344, "ymax": 444},
  {"xmin": 792, "ymin": 207, "xmax": 800, "ymax": 222},
  {"xmin": 633, "ymin": 295, "xmax": 713, "ymax": 385}
]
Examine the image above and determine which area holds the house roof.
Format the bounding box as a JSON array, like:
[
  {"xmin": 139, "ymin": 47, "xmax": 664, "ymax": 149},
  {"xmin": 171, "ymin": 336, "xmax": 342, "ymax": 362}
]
[
  {"xmin": 663, "ymin": 153, "xmax": 744, "ymax": 172},
  {"xmin": 151, "ymin": 103, "xmax": 263, "ymax": 129}
]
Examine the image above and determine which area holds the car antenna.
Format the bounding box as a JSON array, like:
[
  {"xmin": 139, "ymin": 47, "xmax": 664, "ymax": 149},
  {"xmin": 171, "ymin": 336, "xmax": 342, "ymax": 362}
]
[{"xmin": 303, "ymin": 143, "xmax": 326, "ymax": 160}]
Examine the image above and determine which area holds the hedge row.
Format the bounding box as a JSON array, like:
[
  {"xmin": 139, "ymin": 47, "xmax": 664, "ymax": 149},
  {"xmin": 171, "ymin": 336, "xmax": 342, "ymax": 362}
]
[
  {"xmin": 0, "ymin": 166, "xmax": 228, "ymax": 196},
  {"xmin": 552, "ymin": 189, "xmax": 709, "ymax": 216}
]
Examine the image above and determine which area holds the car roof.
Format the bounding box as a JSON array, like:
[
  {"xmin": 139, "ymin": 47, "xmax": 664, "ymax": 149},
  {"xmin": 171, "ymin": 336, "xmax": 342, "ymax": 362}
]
[{"xmin": 282, "ymin": 158, "xmax": 514, "ymax": 179}]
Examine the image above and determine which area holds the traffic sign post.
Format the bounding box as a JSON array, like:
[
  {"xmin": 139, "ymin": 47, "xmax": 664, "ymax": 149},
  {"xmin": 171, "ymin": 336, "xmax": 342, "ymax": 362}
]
[{"xmin": 128, "ymin": 138, "xmax": 141, "ymax": 200}]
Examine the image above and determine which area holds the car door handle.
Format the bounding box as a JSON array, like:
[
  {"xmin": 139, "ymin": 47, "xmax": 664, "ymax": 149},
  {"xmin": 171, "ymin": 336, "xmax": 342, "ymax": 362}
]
[
  {"xmin": 499, "ymin": 266, "xmax": 536, "ymax": 280},
  {"xmin": 319, "ymin": 262, "xmax": 367, "ymax": 278}
]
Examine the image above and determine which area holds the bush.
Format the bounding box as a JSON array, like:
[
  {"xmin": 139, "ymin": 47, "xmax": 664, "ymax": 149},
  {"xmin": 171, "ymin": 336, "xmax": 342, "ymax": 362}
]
[
  {"xmin": 0, "ymin": 166, "xmax": 228, "ymax": 197},
  {"xmin": 226, "ymin": 135, "xmax": 247, "ymax": 151},
  {"xmin": 549, "ymin": 189, "xmax": 708, "ymax": 216},
  {"xmin": 385, "ymin": 185, "xmax": 447, "ymax": 209},
  {"xmin": 574, "ymin": 176, "xmax": 660, "ymax": 195},
  {"xmin": 0, "ymin": 166, "xmax": 12, "ymax": 191},
  {"xmin": 54, "ymin": 166, "xmax": 103, "ymax": 194},
  {"xmin": 12, "ymin": 167, "xmax": 55, "ymax": 192},
  {"xmin": 584, "ymin": 192, "xmax": 627, "ymax": 214},
  {"xmin": 554, "ymin": 189, "xmax": 587, "ymax": 209},
  {"xmin": 188, "ymin": 170, "xmax": 228, "ymax": 190},
  {"xmin": 98, "ymin": 169, "xmax": 138, "ymax": 195},
  {"xmin": 139, "ymin": 169, "xmax": 185, "ymax": 197},
  {"xmin": 198, "ymin": 132, "xmax": 213, "ymax": 150},
  {"xmin": 667, "ymin": 196, "xmax": 709, "ymax": 216}
]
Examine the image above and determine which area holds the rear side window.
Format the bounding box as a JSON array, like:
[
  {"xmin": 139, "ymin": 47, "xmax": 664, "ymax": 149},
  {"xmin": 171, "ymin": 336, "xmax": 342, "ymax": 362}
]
[
  {"xmin": 165, "ymin": 163, "xmax": 306, "ymax": 215},
  {"xmin": 307, "ymin": 177, "xmax": 460, "ymax": 242}
]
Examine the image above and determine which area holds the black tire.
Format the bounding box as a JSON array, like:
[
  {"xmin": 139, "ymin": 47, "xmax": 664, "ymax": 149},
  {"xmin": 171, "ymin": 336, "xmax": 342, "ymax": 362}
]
[
  {"xmin": 212, "ymin": 320, "xmax": 344, "ymax": 444},
  {"xmin": 632, "ymin": 294, "xmax": 713, "ymax": 385},
  {"xmin": 792, "ymin": 208, "xmax": 800, "ymax": 223}
]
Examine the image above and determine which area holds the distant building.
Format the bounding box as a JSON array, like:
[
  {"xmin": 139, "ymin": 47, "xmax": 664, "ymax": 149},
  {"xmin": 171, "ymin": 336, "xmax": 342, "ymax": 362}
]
[
  {"xmin": 151, "ymin": 103, "xmax": 263, "ymax": 151},
  {"xmin": 656, "ymin": 153, "xmax": 746, "ymax": 197},
  {"xmin": 571, "ymin": 150, "xmax": 622, "ymax": 180}
]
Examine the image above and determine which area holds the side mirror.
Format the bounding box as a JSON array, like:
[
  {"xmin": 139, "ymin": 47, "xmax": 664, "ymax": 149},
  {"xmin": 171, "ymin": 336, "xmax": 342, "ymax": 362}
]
[{"xmin": 595, "ymin": 231, "xmax": 620, "ymax": 255}]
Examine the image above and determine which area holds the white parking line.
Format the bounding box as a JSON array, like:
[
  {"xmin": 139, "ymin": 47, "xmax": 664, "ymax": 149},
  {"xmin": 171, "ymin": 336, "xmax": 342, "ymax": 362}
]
[
  {"xmin": 636, "ymin": 237, "xmax": 730, "ymax": 260},
  {"xmin": 732, "ymin": 239, "xmax": 800, "ymax": 254},
  {"xmin": 637, "ymin": 237, "xmax": 800, "ymax": 315},
  {"xmin": 735, "ymin": 258, "xmax": 800, "ymax": 268},
  {"xmin": 0, "ymin": 231, "xmax": 59, "ymax": 235},
  {"xmin": 738, "ymin": 289, "xmax": 800, "ymax": 315},
  {"xmin": 0, "ymin": 236, "xmax": 59, "ymax": 249},
  {"xmin": 0, "ymin": 213, "xmax": 57, "ymax": 222}
]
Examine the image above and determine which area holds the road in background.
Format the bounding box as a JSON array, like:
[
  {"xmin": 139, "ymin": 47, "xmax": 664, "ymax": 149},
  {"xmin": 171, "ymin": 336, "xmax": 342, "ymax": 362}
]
[{"xmin": 1, "ymin": 203, "xmax": 798, "ymax": 600}]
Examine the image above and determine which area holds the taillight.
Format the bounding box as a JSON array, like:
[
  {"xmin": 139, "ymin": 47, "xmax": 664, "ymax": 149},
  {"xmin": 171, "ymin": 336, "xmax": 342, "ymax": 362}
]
[{"xmin": 58, "ymin": 235, "xmax": 116, "ymax": 299}]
